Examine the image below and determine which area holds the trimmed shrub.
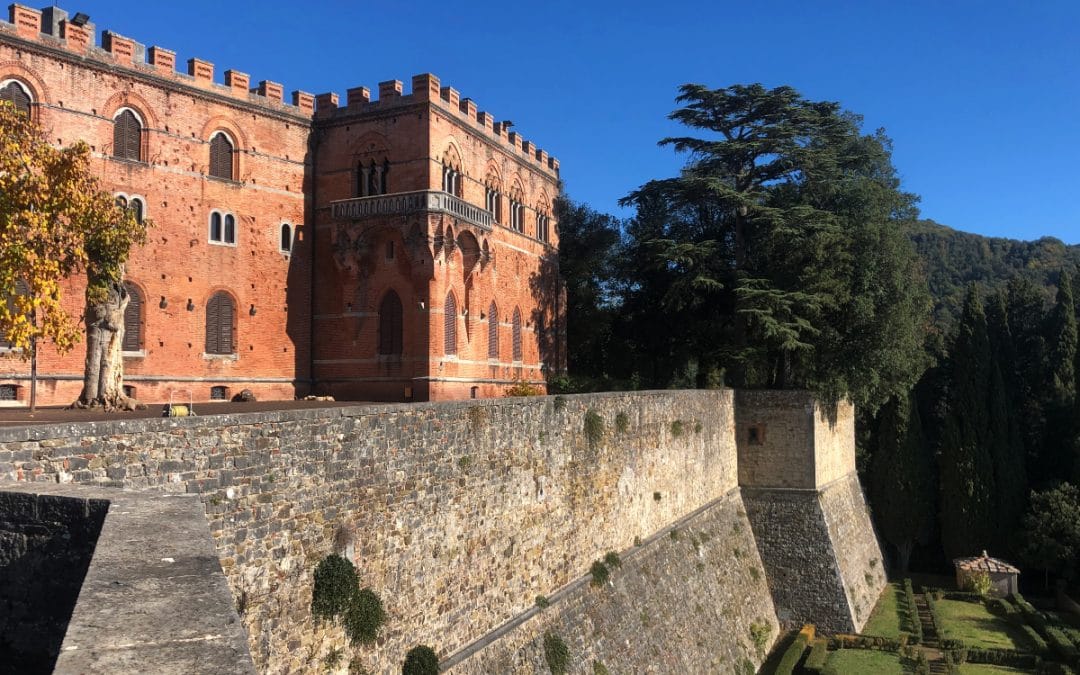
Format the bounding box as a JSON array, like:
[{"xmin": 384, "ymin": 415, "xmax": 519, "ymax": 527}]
[
  {"xmin": 827, "ymin": 634, "xmax": 903, "ymax": 652},
  {"xmin": 903, "ymin": 579, "xmax": 923, "ymax": 643},
  {"xmin": 344, "ymin": 588, "xmax": 388, "ymax": 646},
  {"xmin": 803, "ymin": 638, "xmax": 829, "ymax": 674},
  {"xmin": 1046, "ymin": 626, "xmax": 1080, "ymax": 662},
  {"xmin": 1022, "ymin": 624, "xmax": 1049, "ymax": 654},
  {"xmin": 775, "ymin": 632, "xmax": 809, "ymax": 675},
  {"xmin": 401, "ymin": 645, "xmax": 439, "ymax": 675},
  {"xmin": 543, "ymin": 632, "xmax": 570, "ymax": 675},
  {"xmin": 965, "ymin": 647, "xmax": 1041, "ymax": 669},
  {"xmin": 312, "ymin": 554, "xmax": 359, "ymax": 620}
]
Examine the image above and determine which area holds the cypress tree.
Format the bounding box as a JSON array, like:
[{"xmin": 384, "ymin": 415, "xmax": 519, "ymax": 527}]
[
  {"xmin": 1007, "ymin": 277, "xmax": 1048, "ymax": 478},
  {"xmin": 939, "ymin": 285, "xmax": 996, "ymax": 560},
  {"xmin": 867, "ymin": 391, "xmax": 935, "ymax": 573},
  {"xmin": 1043, "ymin": 271, "xmax": 1078, "ymax": 480}
]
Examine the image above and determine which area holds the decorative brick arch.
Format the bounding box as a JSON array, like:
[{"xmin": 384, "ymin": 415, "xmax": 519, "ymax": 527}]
[
  {"xmin": 199, "ymin": 116, "xmax": 249, "ymax": 151},
  {"xmin": 0, "ymin": 61, "xmax": 49, "ymax": 104},
  {"xmin": 100, "ymin": 90, "xmax": 159, "ymax": 130}
]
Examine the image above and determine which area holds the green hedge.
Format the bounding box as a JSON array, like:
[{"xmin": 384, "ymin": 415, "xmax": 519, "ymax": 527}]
[
  {"xmin": 826, "ymin": 634, "xmax": 903, "ymax": 652},
  {"xmin": 964, "ymin": 647, "xmax": 1042, "ymax": 670},
  {"xmin": 1046, "ymin": 626, "xmax": 1080, "ymax": 663},
  {"xmin": 775, "ymin": 632, "xmax": 809, "ymax": 675},
  {"xmin": 803, "ymin": 638, "xmax": 828, "ymax": 674},
  {"xmin": 903, "ymin": 579, "xmax": 923, "ymax": 644},
  {"xmin": 1024, "ymin": 624, "xmax": 1051, "ymax": 654}
]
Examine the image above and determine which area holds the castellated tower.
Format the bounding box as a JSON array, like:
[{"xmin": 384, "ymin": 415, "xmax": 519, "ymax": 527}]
[
  {"xmin": 735, "ymin": 390, "xmax": 887, "ymax": 633},
  {"xmin": 312, "ymin": 76, "xmax": 564, "ymax": 402}
]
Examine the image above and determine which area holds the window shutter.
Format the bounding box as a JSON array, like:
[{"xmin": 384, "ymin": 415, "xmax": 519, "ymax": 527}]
[
  {"xmin": 122, "ymin": 283, "xmax": 141, "ymax": 352},
  {"xmin": 113, "ymin": 110, "xmax": 141, "ymax": 161},
  {"xmin": 512, "ymin": 308, "xmax": 522, "ymax": 362},
  {"xmin": 210, "ymin": 134, "xmax": 233, "ymax": 180},
  {"xmin": 205, "ymin": 295, "xmax": 219, "ymax": 354},
  {"xmin": 219, "ymin": 294, "xmax": 234, "ymax": 353},
  {"xmin": 444, "ymin": 292, "xmax": 457, "ymax": 355},
  {"xmin": 1, "ymin": 82, "xmax": 30, "ymax": 115},
  {"xmin": 488, "ymin": 302, "xmax": 499, "ymax": 359}
]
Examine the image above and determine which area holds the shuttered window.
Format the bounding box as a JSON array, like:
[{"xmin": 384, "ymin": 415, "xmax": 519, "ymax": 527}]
[
  {"xmin": 0, "ymin": 81, "xmax": 30, "ymax": 115},
  {"xmin": 112, "ymin": 109, "xmax": 142, "ymax": 161},
  {"xmin": 378, "ymin": 290, "xmax": 403, "ymax": 356},
  {"xmin": 122, "ymin": 282, "xmax": 142, "ymax": 352},
  {"xmin": 0, "ymin": 280, "xmax": 29, "ymax": 349},
  {"xmin": 205, "ymin": 292, "xmax": 235, "ymax": 355},
  {"xmin": 512, "ymin": 307, "xmax": 523, "ymax": 362},
  {"xmin": 487, "ymin": 302, "xmax": 499, "ymax": 359},
  {"xmin": 444, "ymin": 292, "xmax": 457, "ymax": 355},
  {"xmin": 209, "ymin": 133, "xmax": 234, "ymax": 180}
]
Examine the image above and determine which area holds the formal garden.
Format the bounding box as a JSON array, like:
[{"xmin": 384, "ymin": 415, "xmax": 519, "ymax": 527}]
[{"xmin": 765, "ymin": 576, "xmax": 1080, "ymax": 674}]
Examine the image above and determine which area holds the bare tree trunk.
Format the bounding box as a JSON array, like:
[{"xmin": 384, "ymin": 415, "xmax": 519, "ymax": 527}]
[{"xmin": 72, "ymin": 280, "xmax": 141, "ymax": 411}]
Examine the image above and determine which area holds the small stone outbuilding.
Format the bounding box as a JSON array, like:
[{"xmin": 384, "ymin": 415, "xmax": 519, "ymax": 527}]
[{"xmin": 954, "ymin": 550, "xmax": 1020, "ymax": 597}]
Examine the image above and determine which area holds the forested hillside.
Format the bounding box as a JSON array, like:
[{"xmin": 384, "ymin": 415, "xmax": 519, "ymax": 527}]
[{"xmin": 907, "ymin": 220, "xmax": 1080, "ymax": 325}]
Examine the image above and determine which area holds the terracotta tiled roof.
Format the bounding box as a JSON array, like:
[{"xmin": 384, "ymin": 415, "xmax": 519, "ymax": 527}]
[{"xmin": 953, "ymin": 550, "xmax": 1020, "ymax": 575}]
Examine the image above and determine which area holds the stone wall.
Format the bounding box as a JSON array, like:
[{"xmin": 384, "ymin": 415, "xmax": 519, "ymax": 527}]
[
  {"xmin": 0, "ymin": 390, "xmax": 736, "ymax": 673},
  {"xmin": 0, "ymin": 489, "xmax": 107, "ymax": 672},
  {"xmin": 449, "ymin": 490, "xmax": 780, "ymax": 674}
]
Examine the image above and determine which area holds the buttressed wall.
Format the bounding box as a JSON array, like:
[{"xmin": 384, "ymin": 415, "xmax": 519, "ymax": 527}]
[{"xmin": 0, "ymin": 389, "xmax": 882, "ymax": 673}]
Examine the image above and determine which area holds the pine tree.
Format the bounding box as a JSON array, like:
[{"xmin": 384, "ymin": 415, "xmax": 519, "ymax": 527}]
[
  {"xmin": 867, "ymin": 391, "xmax": 935, "ymax": 573},
  {"xmin": 939, "ymin": 285, "xmax": 996, "ymax": 560}
]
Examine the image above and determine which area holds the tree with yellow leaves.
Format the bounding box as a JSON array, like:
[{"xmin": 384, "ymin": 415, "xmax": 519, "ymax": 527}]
[{"xmin": 0, "ymin": 101, "xmax": 147, "ymax": 410}]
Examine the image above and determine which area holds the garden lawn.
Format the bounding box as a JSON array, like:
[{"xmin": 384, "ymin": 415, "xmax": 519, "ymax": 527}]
[
  {"xmin": 936, "ymin": 599, "xmax": 1032, "ymax": 650},
  {"xmin": 823, "ymin": 649, "xmax": 905, "ymax": 674},
  {"xmin": 958, "ymin": 665, "xmax": 1031, "ymax": 674},
  {"xmin": 862, "ymin": 582, "xmax": 905, "ymax": 639}
]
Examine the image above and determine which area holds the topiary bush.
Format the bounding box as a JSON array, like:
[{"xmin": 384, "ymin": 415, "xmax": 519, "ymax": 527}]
[
  {"xmin": 344, "ymin": 587, "xmax": 388, "ymax": 646},
  {"xmin": 543, "ymin": 632, "xmax": 570, "ymax": 675},
  {"xmin": 401, "ymin": 645, "xmax": 439, "ymax": 675},
  {"xmin": 312, "ymin": 554, "xmax": 359, "ymax": 620}
]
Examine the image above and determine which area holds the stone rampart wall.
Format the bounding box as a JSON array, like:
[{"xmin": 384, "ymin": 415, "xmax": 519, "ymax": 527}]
[{"xmin": 0, "ymin": 390, "xmax": 736, "ymax": 673}]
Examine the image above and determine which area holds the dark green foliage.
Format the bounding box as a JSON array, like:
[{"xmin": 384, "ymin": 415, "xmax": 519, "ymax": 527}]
[
  {"xmin": 603, "ymin": 551, "xmax": 622, "ymax": 569},
  {"xmin": 775, "ymin": 631, "xmax": 809, "ymax": 675},
  {"xmin": 535, "ymin": 595, "xmax": 550, "ymax": 609},
  {"xmin": 583, "ymin": 409, "xmax": 604, "ymax": 449},
  {"xmin": 311, "ymin": 554, "xmax": 358, "ymax": 621},
  {"xmin": 543, "ymin": 632, "xmax": 570, "ymax": 675},
  {"xmin": 939, "ymin": 286, "xmax": 997, "ymax": 560},
  {"xmin": 1043, "ymin": 272, "xmax": 1078, "ymax": 480},
  {"xmin": 867, "ymin": 392, "xmax": 935, "ymax": 572},
  {"xmin": 616, "ymin": 82, "xmax": 930, "ymax": 412},
  {"xmin": 827, "ymin": 634, "xmax": 904, "ymax": 652},
  {"xmin": 670, "ymin": 419, "xmax": 684, "ymax": 438},
  {"xmin": 401, "ymin": 645, "xmax": 438, "ymax": 675},
  {"xmin": 961, "ymin": 647, "xmax": 1042, "ymax": 669},
  {"xmin": 1022, "ymin": 624, "xmax": 1050, "ymax": 654},
  {"xmin": 902, "ymin": 579, "xmax": 923, "ymax": 643},
  {"xmin": 1022, "ymin": 483, "xmax": 1080, "ymax": 582},
  {"xmin": 615, "ymin": 411, "xmax": 629, "ymax": 433},
  {"xmin": 343, "ymin": 588, "xmax": 387, "ymax": 646},
  {"xmin": 589, "ymin": 560, "xmax": 610, "ymax": 587}
]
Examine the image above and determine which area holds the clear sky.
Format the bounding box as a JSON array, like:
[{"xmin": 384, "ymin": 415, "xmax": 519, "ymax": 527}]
[{"xmin": 53, "ymin": 0, "xmax": 1080, "ymax": 244}]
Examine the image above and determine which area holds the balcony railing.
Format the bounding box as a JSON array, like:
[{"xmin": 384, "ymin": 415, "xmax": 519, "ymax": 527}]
[{"xmin": 330, "ymin": 190, "xmax": 493, "ymax": 231}]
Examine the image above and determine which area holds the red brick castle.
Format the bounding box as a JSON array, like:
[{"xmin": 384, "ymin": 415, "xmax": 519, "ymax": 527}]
[{"xmin": 0, "ymin": 3, "xmax": 564, "ymax": 405}]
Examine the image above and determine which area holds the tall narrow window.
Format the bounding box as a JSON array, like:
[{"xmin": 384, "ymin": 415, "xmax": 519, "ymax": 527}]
[
  {"xmin": 536, "ymin": 213, "xmax": 549, "ymax": 242},
  {"xmin": 487, "ymin": 301, "xmax": 499, "ymax": 359},
  {"xmin": 442, "ymin": 165, "xmax": 461, "ymax": 196},
  {"xmin": 129, "ymin": 197, "xmax": 144, "ymax": 224},
  {"xmin": 280, "ymin": 223, "xmax": 292, "ymax": 252},
  {"xmin": 205, "ymin": 292, "xmax": 235, "ymax": 355},
  {"xmin": 209, "ymin": 132, "xmax": 234, "ymax": 180},
  {"xmin": 223, "ymin": 214, "xmax": 236, "ymax": 244},
  {"xmin": 444, "ymin": 292, "xmax": 457, "ymax": 355},
  {"xmin": 510, "ymin": 199, "xmax": 524, "ymax": 232},
  {"xmin": 512, "ymin": 307, "xmax": 523, "ymax": 362},
  {"xmin": 0, "ymin": 80, "xmax": 31, "ymax": 116},
  {"xmin": 112, "ymin": 109, "xmax": 142, "ymax": 161},
  {"xmin": 122, "ymin": 282, "xmax": 142, "ymax": 352},
  {"xmin": 381, "ymin": 159, "xmax": 390, "ymax": 194},
  {"xmin": 378, "ymin": 290, "xmax": 403, "ymax": 356}
]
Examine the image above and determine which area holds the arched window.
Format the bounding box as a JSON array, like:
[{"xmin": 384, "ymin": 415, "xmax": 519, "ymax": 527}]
[
  {"xmin": 209, "ymin": 132, "xmax": 234, "ymax": 180},
  {"xmin": 209, "ymin": 211, "xmax": 236, "ymax": 245},
  {"xmin": 0, "ymin": 80, "xmax": 31, "ymax": 116},
  {"xmin": 487, "ymin": 301, "xmax": 499, "ymax": 359},
  {"xmin": 224, "ymin": 214, "xmax": 235, "ymax": 244},
  {"xmin": 205, "ymin": 292, "xmax": 235, "ymax": 355},
  {"xmin": 444, "ymin": 292, "xmax": 457, "ymax": 355},
  {"xmin": 129, "ymin": 197, "xmax": 144, "ymax": 224},
  {"xmin": 280, "ymin": 223, "xmax": 292, "ymax": 252},
  {"xmin": 378, "ymin": 290, "xmax": 403, "ymax": 356},
  {"xmin": 113, "ymin": 109, "xmax": 142, "ymax": 161},
  {"xmin": 512, "ymin": 307, "xmax": 523, "ymax": 362},
  {"xmin": 122, "ymin": 282, "xmax": 143, "ymax": 352}
]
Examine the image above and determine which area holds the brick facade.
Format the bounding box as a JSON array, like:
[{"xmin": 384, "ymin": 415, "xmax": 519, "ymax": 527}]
[{"xmin": 0, "ymin": 4, "xmax": 562, "ymax": 406}]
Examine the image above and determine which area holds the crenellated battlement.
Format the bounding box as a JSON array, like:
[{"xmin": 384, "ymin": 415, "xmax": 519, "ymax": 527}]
[
  {"xmin": 314, "ymin": 72, "xmax": 560, "ymax": 175},
  {"xmin": 0, "ymin": 4, "xmax": 315, "ymax": 117}
]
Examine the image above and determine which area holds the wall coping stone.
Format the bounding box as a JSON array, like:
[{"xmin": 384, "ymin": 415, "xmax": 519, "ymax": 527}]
[{"xmin": 1, "ymin": 483, "xmax": 255, "ymax": 674}]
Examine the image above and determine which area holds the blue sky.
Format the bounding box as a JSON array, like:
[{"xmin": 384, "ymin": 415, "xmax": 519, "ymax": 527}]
[{"xmin": 60, "ymin": 0, "xmax": 1080, "ymax": 244}]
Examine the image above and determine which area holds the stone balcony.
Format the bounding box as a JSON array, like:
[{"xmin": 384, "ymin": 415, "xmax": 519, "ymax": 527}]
[{"xmin": 330, "ymin": 190, "xmax": 493, "ymax": 231}]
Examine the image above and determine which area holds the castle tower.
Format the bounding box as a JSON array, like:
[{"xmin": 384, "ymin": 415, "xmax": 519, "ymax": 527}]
[
  {"xmin": 735, "ymin": 390, "xmax": 887, "ymax": 633},
  {"xmin": 311, "ymin": 75, "xmax": 564, "ymax": 401}
]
